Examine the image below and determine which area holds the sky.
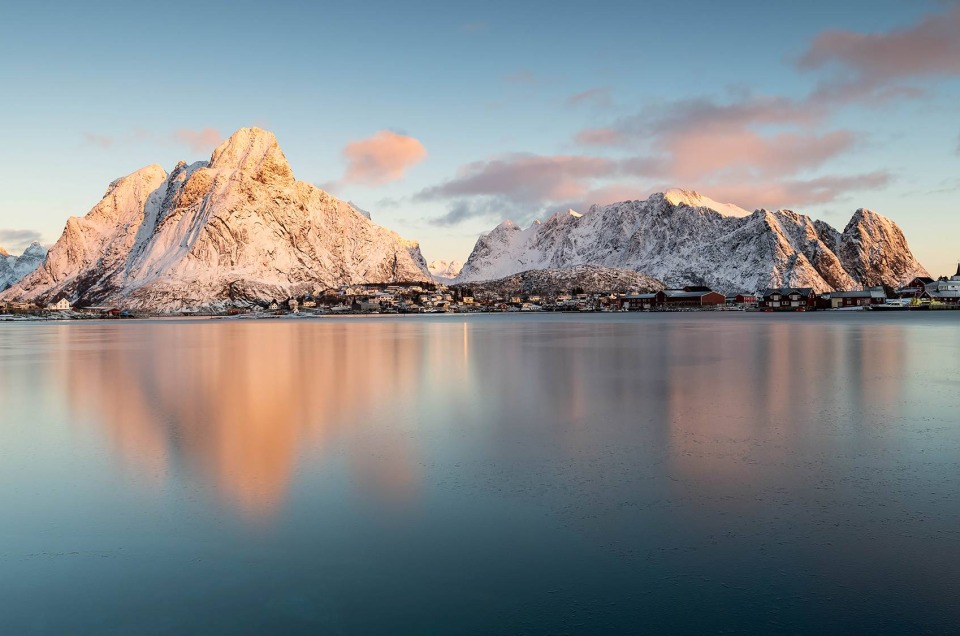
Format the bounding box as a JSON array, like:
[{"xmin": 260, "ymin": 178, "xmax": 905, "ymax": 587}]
[{"xmin": 0, "ymin": 0, "xmax": 958, "ymax": 275}]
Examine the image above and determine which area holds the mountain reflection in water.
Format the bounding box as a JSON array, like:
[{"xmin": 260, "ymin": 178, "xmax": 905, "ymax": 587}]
[{"xmin": 1, "ymin": 313, "xmax": 958, "ymax": 634}]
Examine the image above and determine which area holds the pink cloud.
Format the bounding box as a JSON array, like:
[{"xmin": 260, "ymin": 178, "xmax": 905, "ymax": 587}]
[
  {"xmin": 661, "ymin": 128, "xmax": 857, "ymax": 182},
  {"xmin": 574, "ymin": 94, "xmax": 819, "ymax": 150},
  {"xmin": 797, "ymin": 6, "xmax": 960, "ymax": 100},
  {"xmin": 173, "ymin": 128, "xmax": 223, "ymax": 154},
  {"xmin": 418, "ymin": 154, "xmax": 617, "ymax": 205},
  {"xmin": 575, "ymin": 127, "xmax": 625, "ymax": 146},
  {"xmin": 693, "ymin": 172, "xmax": 891, "ymax": 211},
  {"xmin": 341, "ymin": 130, "xmax": 427, "ymax": 186}
]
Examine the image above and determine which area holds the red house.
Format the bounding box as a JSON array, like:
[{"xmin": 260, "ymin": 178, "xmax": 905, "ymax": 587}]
[{"xmin": 759, "ymin": 288, "xmax": 817, "ymax": 310}]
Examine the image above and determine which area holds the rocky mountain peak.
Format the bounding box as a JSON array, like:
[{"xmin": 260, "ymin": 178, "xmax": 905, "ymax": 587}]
[
  {"xmin": 428, "ymin": 259, "xmax": 463, "ymax": 281},
  {"xmin": 0, "ymin": 246, "xmax": 9, "ymax": 257},
  {"xmin": 1, "ymin": 127, "xmax": 430, "ymax": 310},
  {"xmin": 661, "ymin": 188, "xmax": 752, "ymax": 217},
  {"xmin": 208, "ymin": 127, "xmax": 293, "ymax": 184},
  {"xmin": 21, "ymin": 241, "xmax": 46, "ymax": 258}
]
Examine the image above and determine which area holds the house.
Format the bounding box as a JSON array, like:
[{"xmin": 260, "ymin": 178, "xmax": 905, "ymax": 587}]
[
  {"xmin": 895, "ymin": 276, "xmax": 935, "ymax": 298},
  {"xmin": 819, "ymin": 288, "xmax": 887, "ymax": 309},
  {"xmin": 620, "ymin": 289, "xmax": 725, "ymax": 309},
  {"xmin": 759, "ymin": 288, "xmax": 817, "ymax": 310},
  {"xmin": 47, "ymin": 298, "xmax": 72, "ymax": 311},
  {"xmin": 659, "ymin": 289, "xmax": 726, "ymax": 308},
  {"xmin": 358, "ymin": 298, "xmax": 381, "ymax": 312},
  {"xmin": 919, "ymin": 264, "xmax": 960, "ymax": 304},
  {"xmin": 726, "ymin": 294, "xmax": 757, "ymax": 306}
]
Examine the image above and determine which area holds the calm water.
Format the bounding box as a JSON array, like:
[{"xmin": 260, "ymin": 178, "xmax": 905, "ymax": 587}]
[{"xmin": 1, "ymin": 313, "xmax": 959, "ymax": 634}]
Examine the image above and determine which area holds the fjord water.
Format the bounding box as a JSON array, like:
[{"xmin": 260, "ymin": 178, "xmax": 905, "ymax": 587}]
[{"xmin": 1, "ymin": 314, "xmax": 958, "ymax": 634}]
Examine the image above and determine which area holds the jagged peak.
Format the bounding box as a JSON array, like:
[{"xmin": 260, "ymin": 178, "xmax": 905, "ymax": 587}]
[
  {"xmin": 492, "ymin": 220, "xmax": 520, "ymax": 232},
  {"xmin": 847, "ymin": 207, "xmax": 887, "ymax": 224},
  {"xmin": 654, "ymin": 189, "xmax": 752, "ymax": 218},
  {"xmin": 545, "ymin": 209, "xmax": 583, "ymax": 224},
  {"xmin": 103, "ymin": 164, "xmax": 168, "ymax": 199},
  {"xmin": 842, "ymin": 207, "xmax": 899, "ymax": 236},
  {"xmin": 0, "ymin": 246, "xmax": 8, "ymax": 257},
  {"xmin": 22, "ymin": 241, "xmax": 46, "ymax": 256},
  {"xmin": 208, "ymin": 127, "xmax": 293, "ymax": 181}
]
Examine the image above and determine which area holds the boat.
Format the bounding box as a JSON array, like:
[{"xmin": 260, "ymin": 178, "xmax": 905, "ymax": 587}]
[{"xmin": 869, "ymin": 300, "xmax": 911, "ymax": 311}]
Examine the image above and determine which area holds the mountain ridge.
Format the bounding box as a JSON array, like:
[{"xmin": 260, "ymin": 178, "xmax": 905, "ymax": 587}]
[{"xmin": 456, "ymin": 191, "xmax": 928, "ymax": 293}]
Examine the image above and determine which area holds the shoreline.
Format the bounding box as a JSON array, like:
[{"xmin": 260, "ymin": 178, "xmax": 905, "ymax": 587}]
[{"xmin": 2, "ymin": 306, "xmax": 958, "ymax": 323}]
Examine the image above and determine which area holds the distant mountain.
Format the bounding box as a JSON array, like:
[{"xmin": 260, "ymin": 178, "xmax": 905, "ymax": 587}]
[
  {"xmin": 0, "ymin": 242, "xmax": 47, "ymax": 292},
  {"xmin": 454, "ymin": 264, "xmax": 664, "ymax": 297},
  {"xmin": 1, "ymin": 128, "xmax": 431, "ymax": 310},
  {"xmin": 428, "ymin": 259, "xmax": 463, "ymax": 282},
  {"xmin": 457, "ymin": 190, "xmax": 928, "ymax": 293}
]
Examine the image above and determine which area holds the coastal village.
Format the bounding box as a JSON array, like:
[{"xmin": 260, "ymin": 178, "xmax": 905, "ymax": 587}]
[{"xmin": 3, "ymin": 265, "xmax": 960, "ymax": 319}]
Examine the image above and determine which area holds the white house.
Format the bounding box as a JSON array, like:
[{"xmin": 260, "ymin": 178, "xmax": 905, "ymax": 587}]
[{"xmin": 47, "ymin": 298, "xmax": 71, "ymax": 311}]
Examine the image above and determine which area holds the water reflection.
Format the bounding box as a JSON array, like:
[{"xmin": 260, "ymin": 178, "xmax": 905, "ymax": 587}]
[
  {"xmin": 51, "ymin": 321, "xmax": 453, "ymax": 519},
  {"xmin": 42, "ymin": 316, "xmax": 918, "ymax": 521},
  {"xmin": 2, "ymin": 314, "xmax": 960, "ymax": 633}
]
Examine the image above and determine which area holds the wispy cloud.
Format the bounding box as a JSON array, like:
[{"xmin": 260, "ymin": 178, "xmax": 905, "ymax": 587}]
[
  {"xmin": 504, "ymin": 70, "xmax": 537, "ymax": 85},
  {"xmin": 796, "ymin": 5, "xmax": 960, "ymax": 101},
  {"xmin": 82, "ymin": 132, "xmax": 114, "ymax": 149},
  {"xmin": 696, "ymin": 172, "xmax": 892, "ymax": 211},
  {"xmin": 172, "ymin": 128, "xmax": 223, "ymax": 154},
  {"xmin": 567, "ymin": 87, "xmax": 612, "ymax": 108},
  {"xmin": 463, "ymin": 21, "xmax": 487, "ymax": 32},
  {"xmin": 0, "ymin": 228, "xmax": 45, "ymax": 253}
]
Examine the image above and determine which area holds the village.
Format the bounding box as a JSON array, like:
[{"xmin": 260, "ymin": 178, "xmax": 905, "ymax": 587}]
[{"xmin": 2, "ymin": 265, "xmax": 959, "ymax": 319}]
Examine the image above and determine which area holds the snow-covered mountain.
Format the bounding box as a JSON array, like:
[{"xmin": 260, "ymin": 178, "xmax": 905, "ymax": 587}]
[
  {"xmin": 428, "ymin": 259, "xmax": 463, "ymax": 282},
  {"xmin": 457, "ymin": 190, "xmax": 928, "ymax": 293},
  {"xmin": 455, "ymin": 265, "xmax": 664, "ymax": 296},
  {"xmin": 0, "ymin": 242, "xmax": 47, "ymax": 291},
  {"xmin": 1, "ymin": 128, "xmax": 431, "ymax": 310}
]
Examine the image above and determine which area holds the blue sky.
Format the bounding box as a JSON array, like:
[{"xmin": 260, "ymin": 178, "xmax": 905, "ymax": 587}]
[{"xmin": 1, "ymin": 0, "xmax": 958, "ymax": 274}]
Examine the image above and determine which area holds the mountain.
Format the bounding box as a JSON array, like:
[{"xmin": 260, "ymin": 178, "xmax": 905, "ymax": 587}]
[
  {"xmin": 454, "ymin": 265, "xmax": 664, "ymax": 297},
  {"xmin": 428, "ymin": 259, "xmax": 463, "ymax": 282},
  {"xmin": 0, "ymin": 242, "xmax": 47, "ymax": 292},
  {"xmin": 1, "ymin": 128, "xmax": 431, "ymax": 310},
  {"xmin": 457, "ymin": 190, "xmax": 928, "ymax": 293}
]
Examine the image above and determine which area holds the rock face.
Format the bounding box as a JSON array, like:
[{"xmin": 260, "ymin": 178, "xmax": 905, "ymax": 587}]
[
  {"xmin": 1, "ymin": 128, "xmax": 431, "ymax": 310},
  {"xmin": 457, "ymin": 190, "xmax": 928, "ymax": 293},
  {"xmin": 428, "ymin": 259, "xmax": 463, "ymax": 282},
  {"xmin": 0, "ymin": 242, "xmax": 47, "ymax": 291},
  {"xmin": 454, "ymin": 264, "xmax": 664, "ymax": 296}
]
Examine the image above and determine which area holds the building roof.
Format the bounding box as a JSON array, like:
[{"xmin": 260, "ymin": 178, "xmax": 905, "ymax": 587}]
[
  {"xmin": 762, "ymin": 288, "xmax": 814, "ymax": 297},
  {"xmin": 828, "ymin": 289, "xmax": 886, "ymax": 299},
  {"xmin": 924, "ymin": 290, "xmax": 960, "ymax": 299},
  {"xmin": 663, "ymin": 289, "xmax": 720, "ymax": 298}
]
